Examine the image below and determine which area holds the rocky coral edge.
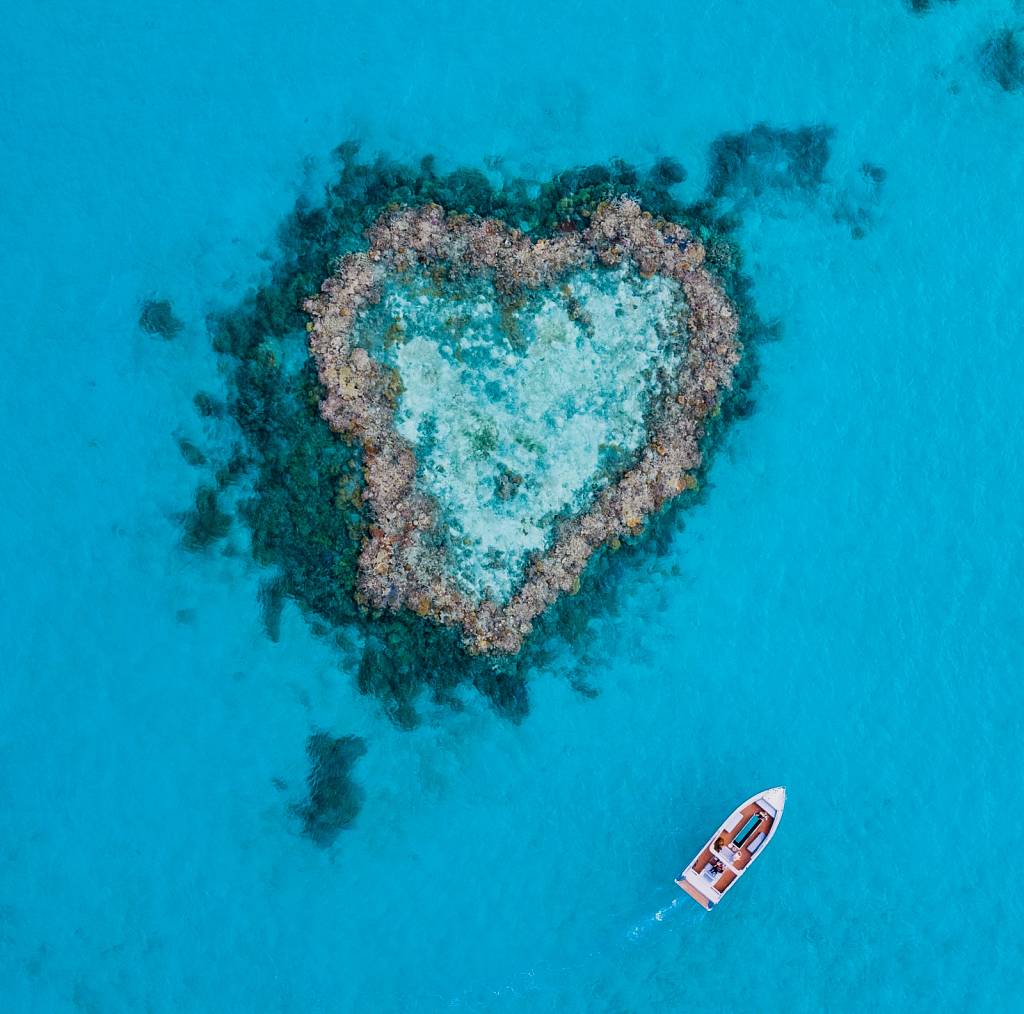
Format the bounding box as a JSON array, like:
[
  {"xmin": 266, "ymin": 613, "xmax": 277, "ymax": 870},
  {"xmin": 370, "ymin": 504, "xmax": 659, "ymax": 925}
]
[{"xmin": 305, "ymin": 196, "xmax": 741, "ymax": 655}]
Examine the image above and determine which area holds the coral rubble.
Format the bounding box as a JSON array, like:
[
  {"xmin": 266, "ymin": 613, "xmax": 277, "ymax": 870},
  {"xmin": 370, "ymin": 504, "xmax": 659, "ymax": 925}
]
[{"xmin": 306, "ymin": 197, "xmax": 741, "ymax": 655}]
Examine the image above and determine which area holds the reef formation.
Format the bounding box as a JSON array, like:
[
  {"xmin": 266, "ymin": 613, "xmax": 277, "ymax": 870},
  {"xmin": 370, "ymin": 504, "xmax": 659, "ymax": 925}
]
[
  {"xmin": 980, "ymin": 26, "xmax": 1024, "ymax": 93},
  {"xmin": 139, "ymin": 298, "xmax": 184, "ymax": 340},
  {"xmin": 306, "ymin": 197, "xmax": 740, "ymax": 654},
  {"xmin": 292, "ymin": 731, "xmax": 367, "ymax": 846},
  {"xmin": 178, "ymin": 144, "xmax": 776, "ymax": 726}
]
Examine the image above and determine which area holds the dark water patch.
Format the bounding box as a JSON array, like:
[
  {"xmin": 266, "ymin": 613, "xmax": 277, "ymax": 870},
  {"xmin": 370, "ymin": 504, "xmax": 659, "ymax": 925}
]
[
  {"xmin": 258, "ymin": 575, "xmax": 289, "ymax": 642},
  {"xmin": 707, "ymin": 123, "xmax": 835, "ymax": 200},
  {"xmin": 833, "ymin": 160, "xmax": 888, "ymax": 239},
  {"xmin": 980, "ymin": 27, "xmax": 1024, "ymax": 92},
  {"xmin": 292, "ymin": 731, "xmax": 367, "ymax": 845},
  {"xmin": 862, "ymin": 162, "xmax": 887, "ymax": 185},
  {"xmin": 904, "ymin": 0, "xmax": 958, "ymax": 12},
  {"xmin": 139, "ymin": 298, "xmax": 183, "ymax": 340},
  {"xmin": 176, "ymin": 436, "xmax": 207, "ymax": 467},
  {"xmin": 179, "ymin": 144, "xmax": 768, "ymax": 726},
  {"xmin": 214, "ymin": 446, "xmax": 248, "ymax": 490},
  {"xmin": 193, "ymin": 391, "xmax": 225, "ymax": 418},
  {"xmin": 356, "ymin": 620, "xmax": 529, "ymax": 728},
  {"xmin": 175, "ymin": 608, "xmax": 196, "ymax": 624},
  {"xmin": 705, "ymin": 122, "xmax": 885, "ymax": 237},
  {"xmin": 649, "ymin": 156, "xmax": 687, "ymax": 187},
  {"xmin": 180, "ymin": 485, "xmax": 232, "ymax": 551}
]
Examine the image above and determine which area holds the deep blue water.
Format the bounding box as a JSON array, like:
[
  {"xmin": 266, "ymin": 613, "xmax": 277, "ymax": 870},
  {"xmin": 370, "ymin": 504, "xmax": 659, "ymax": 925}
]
[{"xmin": 2, "ymin": 2, "xmax": 1023, "ymax": 1010}]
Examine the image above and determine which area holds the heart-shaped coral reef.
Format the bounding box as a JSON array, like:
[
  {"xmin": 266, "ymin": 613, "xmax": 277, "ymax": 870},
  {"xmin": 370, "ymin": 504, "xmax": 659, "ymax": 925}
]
[{"xmin": 306, "ymin": 197, "xmax": 740, "ymax": 655}]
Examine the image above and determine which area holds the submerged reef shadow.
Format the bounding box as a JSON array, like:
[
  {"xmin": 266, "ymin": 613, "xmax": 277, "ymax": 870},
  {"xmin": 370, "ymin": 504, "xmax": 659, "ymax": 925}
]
[
  {"xmin": 979, "ymin": 26, "xmax": 1024, "ymax": 92},
  {"xmin": 177, "ymin": 141, "xmax": 783, "ymax": 734},
  {"xmin": 904, "ymin": 0, "xmax": 958, "ymax": 13},
  {"xmin": 705, "ymin": 122, "xmax": 884, "ymax": 239},
  {"xmin": 139, "ymin": 298, "xmax": 184, "ymax": 340},
  {"xmin": 707, "ymin": 123, "xmax": 835, "ymax": 201},
  {"xmin": 291, "ymin": 731, "xmax": 367, "ymax": 846}
]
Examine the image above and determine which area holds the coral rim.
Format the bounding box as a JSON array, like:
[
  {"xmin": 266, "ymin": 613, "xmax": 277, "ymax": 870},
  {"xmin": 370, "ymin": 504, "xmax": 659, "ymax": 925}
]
[{"xmin": 305, "ymin": 196, "xmax": 741, "ymax": 655}]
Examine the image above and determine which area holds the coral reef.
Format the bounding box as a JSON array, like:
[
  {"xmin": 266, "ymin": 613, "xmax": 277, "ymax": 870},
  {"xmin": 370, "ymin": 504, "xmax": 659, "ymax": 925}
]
[
  {"xmin": 307, "ymin": 197, "xmax": 740, "ymax": 654},
  {"xmin": 980, "ymin": 27, "xmax": 1024, "ymax": 93},
  {"xmin": 707, "ymin": 123, "xmax": 835, "ymax": 201},
  {"xmin": 139, "ymin": 298, "xmax": 183, "ymax": 339},
  {"xmin": 362, "ymin": 263, "xmax": 687, "ymax": 601},
  {"xmin": 184, "ymin": 145, "xmax": 765, "ymax": 722},
  {"xmin": 833, "ymin": 161, "xmax": 888, "ymax": 240},
  {"xmin": 905, "ymin": 0, "xmax": 958, "ymax": 13},
  {"xmin": 192, "ymin": 391, "xmax": 225, "ymax": 418},
  {"xmin": 176, "ymin": 436, "xmax": 208, "ymax": 467},
  {"xmin": 705, "ymin": 122, "xmax": 885, "ymax": 240},
  {"xmin": 292, "ymin": 732, "xmax": 367, "ymax": 846},
  {"xmin": 181, "ymin": 485, "xmax": 232, "ymax": 551}
]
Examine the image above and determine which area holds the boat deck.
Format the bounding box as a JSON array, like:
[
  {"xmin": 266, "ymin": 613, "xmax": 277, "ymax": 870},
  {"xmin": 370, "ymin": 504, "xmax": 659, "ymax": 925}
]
[{"xmin": 677, "ymin": 795, "xmax": 780, "ymax": 906}]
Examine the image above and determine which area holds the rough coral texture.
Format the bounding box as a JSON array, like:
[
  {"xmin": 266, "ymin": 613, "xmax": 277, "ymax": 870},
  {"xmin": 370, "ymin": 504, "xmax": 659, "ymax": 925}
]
[{"xmin": 305, "ymin": 197, "xmax": 741, "ymax": 655}]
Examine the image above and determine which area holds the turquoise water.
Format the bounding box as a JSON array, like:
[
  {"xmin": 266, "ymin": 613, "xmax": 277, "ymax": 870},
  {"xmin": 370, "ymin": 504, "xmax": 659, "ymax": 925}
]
[
  {"xmin": 2, "ymin": 1, "xmax": 1023, "ymax": 1011},
  {"xmin": 367, "ymin": 263, "xmax": 686, "ymax": 602}
]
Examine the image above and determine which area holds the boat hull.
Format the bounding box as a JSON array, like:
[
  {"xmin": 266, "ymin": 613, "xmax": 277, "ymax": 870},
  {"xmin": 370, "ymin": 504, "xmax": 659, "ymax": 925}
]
[{"xmin": 676, "ymin": 786, "xmax": 785, "ymax": 909}]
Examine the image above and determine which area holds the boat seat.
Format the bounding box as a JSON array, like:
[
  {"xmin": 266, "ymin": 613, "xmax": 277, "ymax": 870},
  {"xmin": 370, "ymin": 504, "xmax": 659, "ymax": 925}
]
[
  {"xmin": 746, "ymin": 831, "xmax": 766, "ymax": 854},
  {"xmin": 733, "ymin": 814, "xmax": 763, "ymax": 847}
]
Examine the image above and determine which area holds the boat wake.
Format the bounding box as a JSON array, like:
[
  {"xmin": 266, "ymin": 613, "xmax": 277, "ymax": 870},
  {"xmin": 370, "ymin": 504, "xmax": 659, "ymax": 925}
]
[{"xmin": 626, "ymin": 894, "xmax": 689, "ymax": 941}]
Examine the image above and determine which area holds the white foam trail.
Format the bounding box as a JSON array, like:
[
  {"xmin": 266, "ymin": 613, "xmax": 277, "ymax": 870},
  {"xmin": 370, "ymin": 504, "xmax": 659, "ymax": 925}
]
[{"xmin": 627, "ymin": 894, "xmax": 687, "ymax": 940}]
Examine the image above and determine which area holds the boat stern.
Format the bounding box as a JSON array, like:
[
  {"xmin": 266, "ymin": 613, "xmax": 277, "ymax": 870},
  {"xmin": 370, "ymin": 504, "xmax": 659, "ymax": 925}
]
[{"xmin": 676, "ymin": 874, "xmax": 714, "ymax": 910}]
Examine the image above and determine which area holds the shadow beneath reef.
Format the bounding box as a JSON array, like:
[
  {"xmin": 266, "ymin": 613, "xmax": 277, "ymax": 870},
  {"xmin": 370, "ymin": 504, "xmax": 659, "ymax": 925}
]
[{"xmin": 291, "ymin": 731, "xmax": 367, "ymax": 846}]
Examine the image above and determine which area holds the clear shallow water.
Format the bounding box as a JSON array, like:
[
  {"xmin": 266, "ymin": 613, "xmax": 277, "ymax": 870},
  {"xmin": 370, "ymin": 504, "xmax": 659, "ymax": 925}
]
[
  {"xmin": 2, "ymin": 2, "xmax": 1023, "ymax": 1011},
  {"xmin": 370, "ymin": 263, "xmax": 685, "ymax": 601}
]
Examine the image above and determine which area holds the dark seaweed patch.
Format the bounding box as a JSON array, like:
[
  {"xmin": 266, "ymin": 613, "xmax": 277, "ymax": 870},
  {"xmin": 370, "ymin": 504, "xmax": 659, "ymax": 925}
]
[
  {"xmin": 139, "ymin": 298, "xmax": 183, "ymax": 340},
  {"xmin": 176, "ymin": 436, "xmax": 207, "ymax": 467},
  {"xmin": 649, "ymin": 156, "xmax": 687, "ymax": 187},
  {"xmin": 861, "ymin": 162, "xmax": 887, "ymax": 185},
  {"xmin": 193, "ymin": 391, "xmax": 225, "ymax": 418},
  {"xmin": 980, "ymin": 27, "xmax": 1024, "ymax": 92},
  {"xmin": 258, "ymin": 575, "xmax": 289, "ymax": 642},
  {"xmin": 181, "ymin": 485, "xmax": 231, "ymax": 551},
  {"xmin": 833, "ymin": 160, "xmax": 888, "ymax": 240},
  {"xmin": 904, "ymin": 0, "xmax": 958, "ymax": 12},
  {"xmin": 707, "ymin": 123, "xmax": 835, "ymax": 200},
  {"xmin": 292, "ymin": 732, "xmax": 367, "ymax": 845},
  {"xmin": 706, "ymin": 123, "xmax": 885, "ymax": 238}
]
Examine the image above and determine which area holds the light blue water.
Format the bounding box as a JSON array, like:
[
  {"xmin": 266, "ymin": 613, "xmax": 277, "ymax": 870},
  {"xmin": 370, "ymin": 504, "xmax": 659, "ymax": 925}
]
[{"xmin": 2, "ymin": 2, "xmax": 1023, "ymax": 1011}]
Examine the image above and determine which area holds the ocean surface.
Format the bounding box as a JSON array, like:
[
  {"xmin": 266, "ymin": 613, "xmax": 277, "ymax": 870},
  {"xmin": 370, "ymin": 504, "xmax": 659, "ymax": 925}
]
[{"xmin": 2, "ymin": 1, "xmax": 1023, "ymax": 1010}]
